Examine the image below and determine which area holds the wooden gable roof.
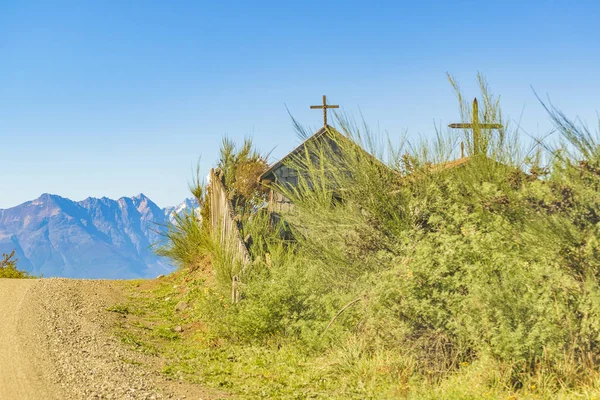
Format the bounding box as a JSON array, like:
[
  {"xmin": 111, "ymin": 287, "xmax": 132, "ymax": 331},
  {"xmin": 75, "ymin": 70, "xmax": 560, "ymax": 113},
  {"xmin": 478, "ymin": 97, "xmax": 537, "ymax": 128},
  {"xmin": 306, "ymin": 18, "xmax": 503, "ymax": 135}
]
[
  {"xmin": 259, "ymin": 125, "xmax": 343, "ymax": 184},
  {"xmin": 258, "ymin": 124, "xmax": 392, "ymax": 186}
]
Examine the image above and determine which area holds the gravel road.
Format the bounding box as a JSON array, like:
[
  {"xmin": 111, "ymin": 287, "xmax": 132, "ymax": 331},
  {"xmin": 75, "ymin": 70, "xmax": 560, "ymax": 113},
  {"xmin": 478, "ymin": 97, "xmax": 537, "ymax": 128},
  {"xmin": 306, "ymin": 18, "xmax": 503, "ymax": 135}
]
[{"xmin": 0, "ymin": 278, "xmax": 217, "ymax": 400}]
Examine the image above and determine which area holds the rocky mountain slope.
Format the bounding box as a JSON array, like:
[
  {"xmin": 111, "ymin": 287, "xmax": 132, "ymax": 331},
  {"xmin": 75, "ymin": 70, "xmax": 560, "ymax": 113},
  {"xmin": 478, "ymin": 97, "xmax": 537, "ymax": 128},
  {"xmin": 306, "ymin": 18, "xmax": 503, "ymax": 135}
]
[{"xmin": 0, "ymin": 194, "xmax": 198, "ymax": 279}]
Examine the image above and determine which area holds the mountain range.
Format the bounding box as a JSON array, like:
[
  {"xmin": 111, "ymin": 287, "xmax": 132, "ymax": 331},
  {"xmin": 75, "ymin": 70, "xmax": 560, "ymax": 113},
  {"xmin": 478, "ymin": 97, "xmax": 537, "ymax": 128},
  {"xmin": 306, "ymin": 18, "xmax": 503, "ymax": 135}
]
[{"xmin": 0, "ymin": 194, "xmax": 198, "ymax": 279}]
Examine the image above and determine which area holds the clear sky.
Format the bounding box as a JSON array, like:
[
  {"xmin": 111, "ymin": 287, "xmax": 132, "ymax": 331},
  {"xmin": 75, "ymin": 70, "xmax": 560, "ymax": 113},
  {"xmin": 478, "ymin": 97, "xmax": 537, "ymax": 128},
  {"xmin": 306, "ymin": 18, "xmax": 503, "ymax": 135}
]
[{"xmin": 1, "ymin": 0, "xmax": 599, "ymax": 209}]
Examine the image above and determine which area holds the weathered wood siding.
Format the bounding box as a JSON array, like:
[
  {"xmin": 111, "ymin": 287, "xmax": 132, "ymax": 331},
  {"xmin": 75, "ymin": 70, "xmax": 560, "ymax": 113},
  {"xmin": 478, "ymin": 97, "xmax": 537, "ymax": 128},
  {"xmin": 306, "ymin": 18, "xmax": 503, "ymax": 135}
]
[
  {"xmin": 268, "ymin": 190, "xmax": 294, "ymax": 213},
  {"xmin": 209, "ymin": 168, "xmax": 251, "ymax": 268},
  {"xmin": 267, "ymin": 134, "xmax": 341, "ymax": 212}
]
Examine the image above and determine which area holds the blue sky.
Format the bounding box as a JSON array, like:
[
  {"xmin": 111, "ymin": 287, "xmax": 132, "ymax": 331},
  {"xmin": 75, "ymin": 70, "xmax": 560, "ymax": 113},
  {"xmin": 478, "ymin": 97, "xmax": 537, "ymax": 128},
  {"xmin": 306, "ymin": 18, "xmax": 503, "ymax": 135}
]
[{"xmin": 1, "ymin": 0, "xmax": 599, "ymax": 209}]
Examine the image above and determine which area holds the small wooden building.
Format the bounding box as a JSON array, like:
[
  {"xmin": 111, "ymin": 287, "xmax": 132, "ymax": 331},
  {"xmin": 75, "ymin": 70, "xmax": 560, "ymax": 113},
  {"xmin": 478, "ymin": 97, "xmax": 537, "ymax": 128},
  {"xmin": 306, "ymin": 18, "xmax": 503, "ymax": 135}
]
[{"xmin": 259, "ymin": 125, "xmax": 346, "ymax": 213}]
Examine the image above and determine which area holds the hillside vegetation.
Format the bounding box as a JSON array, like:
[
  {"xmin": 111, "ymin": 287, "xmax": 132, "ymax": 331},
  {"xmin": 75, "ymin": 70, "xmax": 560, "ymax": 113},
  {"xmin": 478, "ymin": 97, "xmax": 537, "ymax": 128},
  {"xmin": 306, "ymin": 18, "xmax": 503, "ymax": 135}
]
[
  {"xmin": 0, "ymin": 250, "xmax": 32, "ymax": 279},
  {"xmin": 125, "ymin": 77, "xmax": 600, "ymax": 399}
]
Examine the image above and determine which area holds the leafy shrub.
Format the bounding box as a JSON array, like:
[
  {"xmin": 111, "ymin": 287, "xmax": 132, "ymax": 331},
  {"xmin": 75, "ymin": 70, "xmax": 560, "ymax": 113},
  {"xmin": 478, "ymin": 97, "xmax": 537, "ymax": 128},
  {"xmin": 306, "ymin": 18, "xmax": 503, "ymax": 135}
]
[
  {"xmin": 0, "ymin": 250, "xmax": 32, "ymax": 279},
  {"xmin": 216, "ymin": 137, "xmax": 268, "ymax": 210},
  {"xmin": 270, "ymin": 76, "xmax": 600, "ymax": 390}
]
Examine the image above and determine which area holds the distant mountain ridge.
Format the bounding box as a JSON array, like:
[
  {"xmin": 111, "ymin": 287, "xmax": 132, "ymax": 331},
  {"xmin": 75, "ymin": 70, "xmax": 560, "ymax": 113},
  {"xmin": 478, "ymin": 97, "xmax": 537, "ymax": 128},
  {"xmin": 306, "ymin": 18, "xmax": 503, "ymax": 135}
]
[
  {"xmin": 164, "ymin": 197, "xmax": 201, "ymax": 224},
  {"xmin": 0, "ymin": 194, "xmax": 199, "ymax": 279}
]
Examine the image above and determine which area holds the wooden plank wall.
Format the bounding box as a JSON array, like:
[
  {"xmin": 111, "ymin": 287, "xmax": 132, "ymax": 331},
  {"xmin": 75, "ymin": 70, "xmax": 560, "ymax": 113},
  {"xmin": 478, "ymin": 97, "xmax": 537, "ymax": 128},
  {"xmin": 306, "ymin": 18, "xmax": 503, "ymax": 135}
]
[{"xmin": 209, "ymin": 168, "xmax": 250, "ymax": 302}]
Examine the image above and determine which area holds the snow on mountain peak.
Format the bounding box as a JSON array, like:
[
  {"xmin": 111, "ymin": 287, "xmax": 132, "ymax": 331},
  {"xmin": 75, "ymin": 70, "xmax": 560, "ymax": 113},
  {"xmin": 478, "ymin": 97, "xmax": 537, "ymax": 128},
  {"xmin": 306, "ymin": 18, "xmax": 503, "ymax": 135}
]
[{"xmin": 165, "ymin": 198, "xmax": 201, "ymax": 224}]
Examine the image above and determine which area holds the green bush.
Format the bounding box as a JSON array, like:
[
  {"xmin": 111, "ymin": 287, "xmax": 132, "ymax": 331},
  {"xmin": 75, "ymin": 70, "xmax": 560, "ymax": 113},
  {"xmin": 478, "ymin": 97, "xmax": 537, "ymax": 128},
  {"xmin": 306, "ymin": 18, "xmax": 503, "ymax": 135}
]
[
  {"xmin": 271, "ymin": 76, "xmax": 600, "ymax": 389},
  {"xmin": 0, "ymin": 250, "xmax": 32, "ymax": 279}
]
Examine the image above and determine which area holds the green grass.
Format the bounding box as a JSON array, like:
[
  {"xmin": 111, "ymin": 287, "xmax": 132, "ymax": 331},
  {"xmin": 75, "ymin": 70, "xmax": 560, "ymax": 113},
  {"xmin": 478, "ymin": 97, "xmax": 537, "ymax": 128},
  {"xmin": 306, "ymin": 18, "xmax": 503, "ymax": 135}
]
[
  {"xmin": 117, "ymin": 272, "xmax": 600, "ymax": 399},
  {"xmin": 106, "ymin": 304, "xmax": 132, "ymax": 314},
  {"xmin": 119, "ymin": 331, "xmax": 159, "ymax": 355},
  {"xmin": 116, "ymin": 274, "xmax": 396, "ymax": 399}
]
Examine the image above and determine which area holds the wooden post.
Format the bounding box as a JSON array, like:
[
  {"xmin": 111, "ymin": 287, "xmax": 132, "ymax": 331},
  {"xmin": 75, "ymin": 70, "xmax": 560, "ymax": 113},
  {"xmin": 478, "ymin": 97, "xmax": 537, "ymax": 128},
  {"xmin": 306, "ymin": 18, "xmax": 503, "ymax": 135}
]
[
  {"xmin": 232, "ymin": 275, "xmax": 240, "ymax": 304},
  {"xmin": 209, "ymin": 168, "xmax": 251, "ymax": 304}
]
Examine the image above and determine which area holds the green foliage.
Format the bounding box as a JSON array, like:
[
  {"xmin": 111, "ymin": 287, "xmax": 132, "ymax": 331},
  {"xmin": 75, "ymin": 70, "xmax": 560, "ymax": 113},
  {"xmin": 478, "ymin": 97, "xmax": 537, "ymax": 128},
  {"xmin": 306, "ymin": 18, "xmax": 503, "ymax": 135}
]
[
  {"xmin": 149, "ymin": 76, "xmax": 600, "ymax": 398},
  {"xmin": 272, "ymin": 79, "xmax": 600, "ymax": 395},
  {"xmin": 0, "ymin": 250, "xmax": 32, "ymax": 279},
  {"xmin": 155, "ymin": 210, "xmax": 210, "ymax": 270},
  {"xmin": 217, "ymin": 136, "xmax": 269, "ymax": 210}
]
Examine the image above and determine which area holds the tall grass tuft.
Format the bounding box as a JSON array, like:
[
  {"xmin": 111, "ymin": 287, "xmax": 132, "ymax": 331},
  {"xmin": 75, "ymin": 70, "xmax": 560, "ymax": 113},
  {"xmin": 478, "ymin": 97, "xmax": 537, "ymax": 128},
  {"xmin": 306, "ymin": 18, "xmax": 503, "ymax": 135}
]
[
  {"xmin": 155, "ymin": 160, "xmax": 210, "ymax": 270},
  {"xmin": 155, "ymin": 210, "xmax": 210, "ymax": 271}
]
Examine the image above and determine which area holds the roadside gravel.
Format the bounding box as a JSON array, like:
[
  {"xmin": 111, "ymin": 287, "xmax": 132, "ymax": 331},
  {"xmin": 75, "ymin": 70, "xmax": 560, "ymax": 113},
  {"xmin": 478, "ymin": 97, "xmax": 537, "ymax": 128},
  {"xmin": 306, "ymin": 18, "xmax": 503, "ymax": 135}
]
[{"xmin": 0, "ymin": 278, "xmax": 218, "ymax": 400}]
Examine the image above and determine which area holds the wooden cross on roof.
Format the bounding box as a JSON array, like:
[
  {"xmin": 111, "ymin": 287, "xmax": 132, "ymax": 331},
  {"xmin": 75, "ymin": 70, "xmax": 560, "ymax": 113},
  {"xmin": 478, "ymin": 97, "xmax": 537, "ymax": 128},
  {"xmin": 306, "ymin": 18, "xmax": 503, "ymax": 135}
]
[
  {"xmin": 448, "ymin": 97, "xmax": 503, "ymax": 156},
  {"xmin": 310, "ymin": 95, "xmax": 339, "ymax": 127}
]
